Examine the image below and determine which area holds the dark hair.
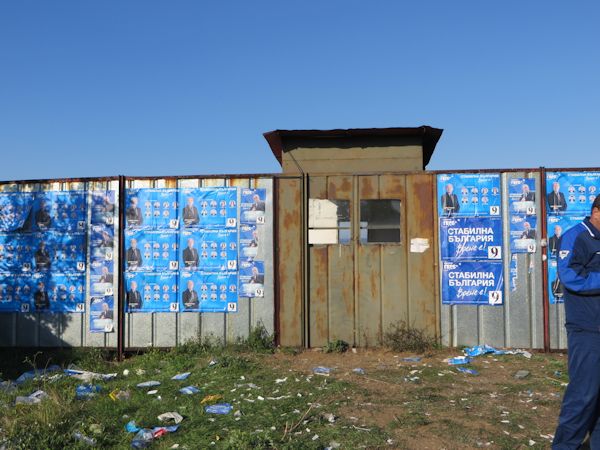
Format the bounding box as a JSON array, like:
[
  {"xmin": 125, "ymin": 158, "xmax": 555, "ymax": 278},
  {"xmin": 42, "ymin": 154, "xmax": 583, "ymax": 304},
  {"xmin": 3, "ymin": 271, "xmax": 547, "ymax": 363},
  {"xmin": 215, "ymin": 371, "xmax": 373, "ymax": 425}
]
[{"xmin": 593, "ymin": 194, "xmax": 600, "ymax": 212}]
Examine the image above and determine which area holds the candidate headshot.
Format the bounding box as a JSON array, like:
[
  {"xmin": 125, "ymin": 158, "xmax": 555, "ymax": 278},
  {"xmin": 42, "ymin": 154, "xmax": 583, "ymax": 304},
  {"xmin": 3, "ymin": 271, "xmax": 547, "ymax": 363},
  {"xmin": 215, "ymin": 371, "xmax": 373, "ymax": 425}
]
[
  {"xmin": 441, "ymin": 183, "xmax": 460, "ymax": 216},
  {"xmin": 100, "ymin": 230, "xmax": 114, "ymax": 248},
  {"xmin": 126, "ymin": 197, "xmax": 143, "ymax": 226},
  {"xmin": 520, "ymin": 221, "xmax": 536, "ymax": 240},
  {"xmin": 99, "ymin": 266, "xmax": 113, "ymax": 284},
  {"xmin": 99, "ymin": 302, "xmax": 114, "ymax": 320},
  {"xmin": 35, "ymin": 199, "xmax": 51, "ymax": 229},
  {"xmin": 126, "ymin": 280, "xmax": 142, "ymax": 310},
  {"xmin": 126, "ymin": 238, "xmax": 143, "ymax": 269},
  {"xmin": 183, "ymin": 238, "xmax": 199, "ymax": 268},
  {"xmin": 250, "ymin": 194, "xmax": 266, "ymax": 212},
  {"xmin": 520, "ymin": 184, "xmax": 535, "ymax": 202},
  {"xmin": 548, "ymin": 225, "xmax": 562, "ymax": 255},
  {"xmin": 182, "ymin": 280, "xmax": 199, "ymax": 309},
  {"xmin": 183, "ymin": 197, "xmax": 199, "ymax": 226},
  {"xmin": 249, "ymin": 266, "xmax": 264, "ymax": 284},
  {"xmin": 34, "ymin": 281, "xmax": 49, "ymax": 310},
  {"xmin": 34, "ymin": 241, "xmax": 51, "ymax": 270},
  {"xmin": 547, "ymin": 182, "xmax": 567, "ymax": 213}
]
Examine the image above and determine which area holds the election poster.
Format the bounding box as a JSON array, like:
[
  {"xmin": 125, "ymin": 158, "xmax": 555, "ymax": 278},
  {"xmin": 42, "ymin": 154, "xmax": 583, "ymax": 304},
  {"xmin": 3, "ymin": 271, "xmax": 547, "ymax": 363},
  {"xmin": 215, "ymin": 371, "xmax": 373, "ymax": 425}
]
[
  {"xmin": 89, "ymin": 260, "xmax": 115, "ymax": 297},
  {"xmin": 179, "ymin": 187, "xmax": 237, "ymax": 229},
  {"xmin": 28, "ymin": 272, "xmax": 86, "ymax": 313},
  {"xmin": 509, "ymin": 254, "xmax": 518, "ymax": 292},
  {"xmin": 0, "ymin": 273, "xmax": 33, "ymax": 312},
  {"xmin": 29, "ymin": 191, "xmax": 87, "ymax": 233},
  {"xmin": 508, "ymin": 178, "xmax": 536, "ymax": 215},
  {"xmin": 179, "ymin": 271, "xmax": 238, "ymax": 313},
  {"xmin": 546, "ymin": 172, "xmax": 600, "ymax": 215},
  {"xmin": 441, "ymin": 260, "xmax": 504, "ymax": 305},
  {"xmin": 89, "ymin": 296, "xmax": 114, "ymax": 333},
  {"xmin": 548, "ymin": 259, "xmax": 564, "ymax": 304},
  {"xmin": 125, "ymin": 272, "xmax": 179, "ymax": 313},
  {"xmin": 124, "ymin": 229, "xmax": 179, "ymax": 272},
  {"xmin": 125, "ymin": 188, "xmax": 179, "ymax": 229},
  {"xmin": 239, "ymin": 260, "xmax": 264, "ymax": 298},
  {"xmin": 0, "ymin": 193, "xmax": 34, "ymax": 232},
  {"xmin": 439, "ymin": 217, "xmax": 502, "ymax": 261},
  {"xmin": 239, "ymin": 224, "xmax": 264, "ymax": 262},
  {"xmin": 240, "ymin": 188, "xmax": 266, "ymax": 225},
  {"xmin": 91, "ymin": 190, "xmax": 116, "ymax": 226},
  {"xmin": 191, "ymin": 229, "xmax": 237, "ymax": 272},
  {"xmin": 437, "ymin": 173, "xmax": 501, "ymax": 218},
  {"xmin": 0, "ymin": 234, "xmax": 34, "ymax": 273},
  {"xmin": 546, "ymin": 214, "xmax": 584, "ymax": 259},
  {"xmin": 509, "ymin": 215, "xmax": 537, "ymax": 254}
]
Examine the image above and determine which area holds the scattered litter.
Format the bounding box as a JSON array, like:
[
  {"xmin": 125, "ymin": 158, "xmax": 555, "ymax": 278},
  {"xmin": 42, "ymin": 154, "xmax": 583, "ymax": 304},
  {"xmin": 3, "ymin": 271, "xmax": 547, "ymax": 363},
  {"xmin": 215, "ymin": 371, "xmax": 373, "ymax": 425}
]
[
  {"xmin": 179, "ymin": 386, "xmax": 200, "ymax": 395},
  {"xmin": 123, "ymin": 369, "xmax": 130, "ymax": 376},
  {"xmin": 201, "ymin": 394, "xmax": 223, "ymax": 405},
  {"xmin": 446, "ymin": 356, "xmax": 471, "ymax": 365},
  {"xmin": 171, "ymin": 372, "xmax": 191, "ymax": 381},
  {"xmin": 514, "ymin": 370, "xmax": 530, "ymax": 380},
  {"xmin": 157, "ymin": 412, "xmax": 183, "ymax": 424},
  {"xmin": 76, "ymin": 384, "xmax": 102, "ymax": 400},
  {"xmin": 528, "ymin": 439, "xmax": 536, "ymax": 446},
  {"xmin": 205, "ymin": 403, "xmax": 233, "ymax": 414},
  {"xmin": 73, "ymin": 431, "xmax": 96, "ymax": 446},
  {"xmin": 147, "ymin": 390, "xmax": 158, "ymax": 395},
  {"xmin": 275, "ymin": 377, "xmax": 288, "ymax": 384},
  {"xmin": 89, "ymin": 424, "xmax": 102, "ymax": 435},
  {"xmin": 131, "ymin": 429, "xmax": 154, "ymax": 448},
  {"xmin": 352, "ymin": 425, "xmax": 372, "ymax": 432},
  {"xmin": 64, "ymin": 367, "xmax": 117, "ymax": 382},
  {"xmin": 125, "ymin": 421, "xmax": 141, "ymax": 433},
  {"xmin": 208, "ymin": 359, "xmax": 218, "ymax": 367},
  {"xmin": 326, "ymin": 442, "xmax": 341, "ymax": 450},
  {"xmin": 15, "ymin": 365, "xmax": 61, "ymax": 385},
  {"xmin": 323, "ymin": 413, "xmax": 336, "ymax": 423},
  {"xmin": 457, "ymin": 367, "xmax": 479, "ymax": 376},
  {"xmin": 312, "ymin": 434, "xmax": 319, "ymax": 441},
  {"xmin": 109, "ymin": 389, "xmax": 131, "ymax": 402},
  {"xmin": 137, "ymin": 381, "xmax": 161, "ymax": 388},
  {"xmin": 135, "ymin": 369, "xmax": 146, "ymax": 376},
  {"xmin": 0, "ymin": 380, "xmax": 17, "ymax": 393},
  {"xmin": 464, "ymin": 345, "xmax": 505, "ymax": 358},
  {"xmin": 352, "ymin": 368, "xmax": 365, "ymax": 375},
  {"xmin": 15, "ymin": 390, "xmax": 48, "ymax": 405},
  {"xmin": 313, "ymin": 367, "xmax": 332, "ymax": 376},
  {"xmin": 402, "ymin": 357, "xmax": 422, "ymax": 363},
  {"xmin": 554, "ymin": 371, "xmax": 562, "ymax": 377},
  {"xmin": 506, "ymin": 349, "xmax": 533, "ymax": 359}
]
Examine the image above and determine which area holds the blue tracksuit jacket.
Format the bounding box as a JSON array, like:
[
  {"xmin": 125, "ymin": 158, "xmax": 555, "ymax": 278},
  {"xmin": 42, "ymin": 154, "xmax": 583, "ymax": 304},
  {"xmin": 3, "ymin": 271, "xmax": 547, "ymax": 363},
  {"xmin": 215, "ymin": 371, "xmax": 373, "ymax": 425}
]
[{"xmin": 557, "ymin": 217, "xmax": 600, "ymax": 332}]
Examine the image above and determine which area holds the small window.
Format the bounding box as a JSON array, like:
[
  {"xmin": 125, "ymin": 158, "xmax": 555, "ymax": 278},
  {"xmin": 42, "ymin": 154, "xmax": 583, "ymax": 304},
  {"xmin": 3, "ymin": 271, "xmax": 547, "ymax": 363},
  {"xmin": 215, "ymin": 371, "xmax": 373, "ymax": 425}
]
[
  {"xmin": 360, "ymin": 199, "xmax": 401, "ymax": 244},
  {"xmin": 308, "ymin": 199, "xmax": 351, "ymax": 245}
]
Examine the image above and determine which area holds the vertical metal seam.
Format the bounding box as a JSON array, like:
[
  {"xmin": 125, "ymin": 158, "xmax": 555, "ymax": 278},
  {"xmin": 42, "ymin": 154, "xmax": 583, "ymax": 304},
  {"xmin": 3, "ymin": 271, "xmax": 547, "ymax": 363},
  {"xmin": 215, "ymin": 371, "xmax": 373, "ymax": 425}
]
[
  {"xmin": 539, "ymin": 167, "xmax": 550, "ymax": 352},
  {"xmin": 353, "ymin": 175, "xmax": 359, "ymax": 347},
  {"xmin": 117, "ymin": 176, "xmax": 126, "ymax": 360}
]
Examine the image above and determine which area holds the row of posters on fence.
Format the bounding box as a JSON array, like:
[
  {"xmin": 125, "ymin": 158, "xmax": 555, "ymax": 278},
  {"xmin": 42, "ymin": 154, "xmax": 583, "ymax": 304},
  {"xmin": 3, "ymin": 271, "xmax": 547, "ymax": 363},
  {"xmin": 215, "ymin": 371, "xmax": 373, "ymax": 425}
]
[
  {"xmin": 438, "ymin": 171, "xmax": 600, "ymax": 305},
  {"xmin": 0, "ymin": 190, "xmax": 118, "ymax": 335},
  {"xmin": 124, "ymin": 187, "xmax": 267, "ymax": 313}
]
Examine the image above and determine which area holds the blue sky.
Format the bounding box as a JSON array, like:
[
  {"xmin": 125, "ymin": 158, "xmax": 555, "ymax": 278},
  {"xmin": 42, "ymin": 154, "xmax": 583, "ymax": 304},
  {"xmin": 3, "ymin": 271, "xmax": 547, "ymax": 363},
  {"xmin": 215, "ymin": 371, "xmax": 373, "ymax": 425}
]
[{"xmin": 0, "ymin": 2, "xmax": 598, "ymax": 180}]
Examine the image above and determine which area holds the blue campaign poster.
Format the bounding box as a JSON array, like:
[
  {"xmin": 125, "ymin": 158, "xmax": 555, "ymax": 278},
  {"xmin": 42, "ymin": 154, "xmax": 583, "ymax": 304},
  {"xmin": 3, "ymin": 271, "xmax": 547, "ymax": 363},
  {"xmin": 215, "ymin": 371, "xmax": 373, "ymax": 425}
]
[
  {"xmin": 0, "ymin": 193, "xmax": 35, "ymax": 232},
  {"xmin": 548, "ymin": 259, "xmax": 564, "ymax": 304},
  {"xmin": 89, "ymin": 296, "xmax": 115, "ymax": 333},
  {"xmin": 91, "ymin": 190, "xmax": 116, "ymax": 226},
  {"xmin": 46, "ymin": 232, "xmax": 87, "ymax": 273},
  {"xmin": 238, "ymin": 260, "xmax": 265, "ymax": 298},
  {"xmin": 179, "ymin": 187, "xmax": 238, "ymax": 229},
  {"xmin": 509, "ymin": 254, "xmax": 518, "ymax": 292},
  {"xmin": 439, "ymin": 217, "xmax": 502, "ymax": 261},
  {"xmin": 546, "ymin": 214, "xmax": 584, "ymax": 259},
  {"xmin": 124, "ymin": 230, "xmax": 178, "ymax": 272},
  {"xmin": 239, "ymin": 224, "xmax": 263, "ymax": 262},
  {"xmin": 509, "ymin": 215, "xmax": 538, "ymax": 253},
  {"xmin": 125, "ymin": 188, "xmax": 179, "ymax": 229},
  {"xmin": 240, "ymin": 188, "xmax": 266, "ymax": 225},
  {"xmin": 0, "ymin": 273, "xmax": 32, "ymax": 312},
  {"xmin": 125, "ymin": 272, "xmax": 179, "ymax": 312},
  {"xmin": 546, "ymin": 172, "xmax": 600, "ymax": 215},
  {"xmin": 0, "ymin": 234, "xmax": 34, "ymax": 273},
  {"xmin": 90, "ymin": 260, "xmax": 115, "ymax": 297},
  {"xmin": 89, "ymin": 224, "xmax": 114, "ymax": 250},
  {"xmin": 441, "ymin": 260, "xmax": 504, "ymax": 305},
  {"xmin": 31, "ymin": 191, "xmax": 87, "ymax": 232},
  {"xmin": 508, "ymin": 178, "xmax": 536, "ymax": 215},
  {"xmin": 30, "ymin": 272, "xmax": 85, "ymax": 313},
  {"xmin": 179, "ymin": 271, "xmax": 238, "ymax": 312},
  {"xmin": 437, "ymin": 173, "xmax": 501, "ymax": 218},
  {"xmin": 190, "ymin": 229, "xmax": 237, "ymax": 272}
]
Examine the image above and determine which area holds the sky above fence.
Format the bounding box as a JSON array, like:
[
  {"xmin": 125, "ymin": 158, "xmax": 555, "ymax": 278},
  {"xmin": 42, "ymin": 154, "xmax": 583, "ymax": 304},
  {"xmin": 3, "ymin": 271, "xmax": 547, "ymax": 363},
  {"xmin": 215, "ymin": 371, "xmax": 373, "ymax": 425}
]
[{"xmin": 1, "ymin": 1, "xmax": 599, "ymax": 180}]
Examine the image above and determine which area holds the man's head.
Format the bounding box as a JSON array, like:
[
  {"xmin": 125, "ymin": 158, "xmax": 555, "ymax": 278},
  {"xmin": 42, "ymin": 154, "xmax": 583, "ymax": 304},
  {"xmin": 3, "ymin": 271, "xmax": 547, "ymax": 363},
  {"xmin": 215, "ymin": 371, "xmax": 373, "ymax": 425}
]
[
  {"xmin": 130, "ymin": 281, "xmax": 137, "ymax": 291},
  {"xmin": 522, "ymin": 184, "xmax": 530, "ymax": 195},
  {"xmin": 39, "ymin": 241, "xmax": 45, "ymax": 249},
  {"xmin": 102, "ymin": 266, "xmax": 109, "ymax": 276},
  {"xmin": 37, "ymin": 281, "xmax": 45, "ymax": 291},
  {"xmin": 554, "ymin": 225, "xmax": 562, "ymax": 237},
  {"xmin": 524, "ymin": 221, "xmax": 531, "ymax": 231},
  {"xmin": 187, "ymin": 238, "xmax": 194, "ymax": 249},
  {"xmin": 187, "ymin": 197, "xmax": 194, "ymax": 207},
  {"xmin": 253, "ymin": 194, "xmax": 260, "ymax": 203},
  {"xmin": 131, "ymin": 197, "xmax": 138, "ymax": 207},
  {"xmin": 590, "ymin": 195, "xmax": 600, "ymax": 229},
  {"xmin": 553, "ymin": 182, "xmax": 560, "ymax": 194},
  {"xmin": 252, "ymin": 266, "xmax": 259, "ymax": 276},
  {"xmin": 445, "ymin": 184, "xmax": 454, "ymax": 195},
  {"xmin": 130, "ymin": 239, "xmax": 137, "ymax": 249},
  {"xmin": 187, "ymin": 280, "xmax": 194, "ymax": 291},
  {"xmin": 102, "ymin": 302, "xmax": 109, "ymax": 312}
]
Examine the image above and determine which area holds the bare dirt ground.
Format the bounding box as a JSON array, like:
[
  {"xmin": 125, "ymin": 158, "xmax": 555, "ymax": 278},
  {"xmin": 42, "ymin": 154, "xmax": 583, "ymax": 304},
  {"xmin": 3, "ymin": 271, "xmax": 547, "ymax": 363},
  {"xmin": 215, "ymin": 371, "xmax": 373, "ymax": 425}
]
[{"xmin": 272, "ymin": 348, "xmax": 567, "ymax": 449}]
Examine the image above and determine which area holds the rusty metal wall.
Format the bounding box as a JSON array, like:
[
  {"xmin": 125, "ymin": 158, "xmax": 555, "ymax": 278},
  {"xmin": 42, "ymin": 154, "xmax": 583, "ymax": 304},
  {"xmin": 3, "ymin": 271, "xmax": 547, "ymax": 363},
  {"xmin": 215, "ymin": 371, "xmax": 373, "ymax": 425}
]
[
  {"xmin": 123, "ymin": 176, "xmax": 274, "ymax": 348},
  {"xmin": 279, "ymin": 173, "xmax": 439, "ymax": 348},
  {"xmin": 440, "ymin": 171, "xmax": 546, "ymax": 349},
  {"xmin": 0, "ymin": 179, "xmax": 121, "ymax": 348}
]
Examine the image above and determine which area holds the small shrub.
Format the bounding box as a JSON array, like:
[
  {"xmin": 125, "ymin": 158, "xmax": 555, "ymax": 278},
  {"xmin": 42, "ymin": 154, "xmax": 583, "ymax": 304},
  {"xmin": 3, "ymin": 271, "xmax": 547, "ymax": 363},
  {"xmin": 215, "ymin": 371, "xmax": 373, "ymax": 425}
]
[
  {"xmin": 383, "ymin": 321, "xmax": 436, "ymax": 353},
  {"xmin": 324, "ymin": 339, "xmax": 349, "ymax": 353},
  {"xmin": 243, "ymin": 323, "xmax": 275, "ymax": 353}
]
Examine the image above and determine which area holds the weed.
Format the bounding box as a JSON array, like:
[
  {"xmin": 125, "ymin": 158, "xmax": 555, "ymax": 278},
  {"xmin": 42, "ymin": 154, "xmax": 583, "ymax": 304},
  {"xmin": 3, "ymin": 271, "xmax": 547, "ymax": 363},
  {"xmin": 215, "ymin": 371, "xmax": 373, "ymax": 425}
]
[
  {"xmin": 383, "ymin": 321, "xmax": 437, "ymax": 353},
  {"xmin": 323, "ymin": 340, "xmax": 349, "ymax": 354}
]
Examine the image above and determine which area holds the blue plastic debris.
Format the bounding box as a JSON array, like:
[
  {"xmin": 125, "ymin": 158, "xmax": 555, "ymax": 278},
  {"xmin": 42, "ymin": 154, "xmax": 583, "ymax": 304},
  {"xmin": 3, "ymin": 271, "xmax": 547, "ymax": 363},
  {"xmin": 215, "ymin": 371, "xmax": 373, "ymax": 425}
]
[
  {"xmin": 205, "ymin": 403, "xmax": 233, "ymax": 414},
  {"xmin": 402, "ymin": 357, "xmax": 422, "ymax": 363},
  {"xmin": 313, "ymin": 367, "xmax": 332, "ymax": 376},
  {"xmin": 464, "ymin": 345, "xmax": 505, "ymax": 358},
  {"xmin": 125, "ymin": 421, "xmax": 141, "ymax": 433},
  {"xmin": 171, "ymin": 372, "xmax": 191, "ymax": 381},
  {"xmin": 131, "ymin": 429, "xmax": 154, "ymax": 448},
  {"xmin": 76, "ymin": 384, "xmax": 102, "ymax": 400},
  {"xmin": 73, "ymin": 431, "xmax": 96, "ymax": 446},
  {"xmin": 179, "ymin": 386, "xmax": 200, "ymax": 395},
  {"xmin": 15, "ymin": 365, "xmax": 61, "ymax": 384},
  {"xmin": 447, "ymin": 356, "xmax": 472, "ymax": 365},
  {"xmin": 456, "ymin": 367, "xmax": 479, "ymax": 376},
  {"xmin": 352, "ymin": 368, "xmax": 365, "ymax": 375}
]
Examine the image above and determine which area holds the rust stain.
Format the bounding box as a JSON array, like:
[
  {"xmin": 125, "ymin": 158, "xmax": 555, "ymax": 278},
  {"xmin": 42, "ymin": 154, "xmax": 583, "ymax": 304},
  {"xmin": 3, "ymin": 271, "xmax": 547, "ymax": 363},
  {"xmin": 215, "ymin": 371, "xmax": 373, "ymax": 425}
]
[{"xmin": 360, "ymin": 177, "xmax": 376, "ymax": 198}]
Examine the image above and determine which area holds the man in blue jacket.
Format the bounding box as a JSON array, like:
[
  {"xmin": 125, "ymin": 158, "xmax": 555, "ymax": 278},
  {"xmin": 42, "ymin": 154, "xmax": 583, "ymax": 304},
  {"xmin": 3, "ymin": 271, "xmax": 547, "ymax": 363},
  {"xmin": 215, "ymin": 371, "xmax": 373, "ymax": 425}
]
[{"xmin": 553, "ymin": 195, "xmax": 600, "ymax": 449}]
